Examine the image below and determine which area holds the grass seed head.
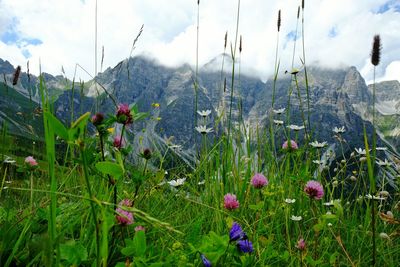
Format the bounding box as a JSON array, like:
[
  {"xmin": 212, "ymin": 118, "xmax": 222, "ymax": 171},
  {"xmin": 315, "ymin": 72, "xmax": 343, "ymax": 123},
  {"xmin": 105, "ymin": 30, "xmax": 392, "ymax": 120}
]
[{"xmin": 371, "ymin": 35, "xmax": 381, "ymax": 66}]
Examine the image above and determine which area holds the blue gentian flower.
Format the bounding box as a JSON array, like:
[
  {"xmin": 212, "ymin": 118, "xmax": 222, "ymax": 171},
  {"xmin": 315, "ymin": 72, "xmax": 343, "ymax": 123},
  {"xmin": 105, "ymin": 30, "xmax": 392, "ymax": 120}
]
[
  {"xmin": 229, "ymin": 222, "xmax": 247, "ymax": 242},
  {"xmin": 200, "ymin": 254, "xmax": 212, "ymax": 267},
  {"xmin": 237, "ymin": 240, "xmax": 254, "ymax": 253}
]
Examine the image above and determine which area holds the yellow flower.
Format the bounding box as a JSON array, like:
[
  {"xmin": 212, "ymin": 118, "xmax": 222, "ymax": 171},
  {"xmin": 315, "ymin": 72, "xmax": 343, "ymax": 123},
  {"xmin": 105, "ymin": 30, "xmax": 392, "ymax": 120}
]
[
  {"xmin": 107, "ymin": 127, "xmax": 115, "ymax": 134},
  {"xmin": 152, "ymin": 103, "xmax": 160, "ymax": 108}
]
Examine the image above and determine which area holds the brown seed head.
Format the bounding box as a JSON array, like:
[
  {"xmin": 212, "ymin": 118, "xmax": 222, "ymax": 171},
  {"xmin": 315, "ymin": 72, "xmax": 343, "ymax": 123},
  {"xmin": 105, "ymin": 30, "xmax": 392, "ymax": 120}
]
[
  {"xmin": 371, "ymin": 35, "xmax": 381, "ymax": 66},
  {"xmin": 27, "ymin": 61, "xmax": 30, "ymax": 83},
  {"xmin": 297, "ymin": 6, "xmax": 300, "ymax": 19},
  {"xmin": 239, "ymin": 35, "xmax": 242, "ymax": 53},
  {"xmin": 12, "ymin": 66, "xmax": 21, "ymax": 86},
  {"xmin": 277, "ymin": 10, "xmax": 281, "ymax": 32},
  {"xmin": 223, "ymin": 77, "xmax": 227, "ymax": 92},
  {"xmin": 302, "ymin": 0, "xmax": 305, "ymax": 9},
  {"xmin": 224, "ymin": 31, "xmax": 228, "ymax": 49},
  {"xmin": 143, "ymin": 148, "xmax": 152, "ymax": 160}
]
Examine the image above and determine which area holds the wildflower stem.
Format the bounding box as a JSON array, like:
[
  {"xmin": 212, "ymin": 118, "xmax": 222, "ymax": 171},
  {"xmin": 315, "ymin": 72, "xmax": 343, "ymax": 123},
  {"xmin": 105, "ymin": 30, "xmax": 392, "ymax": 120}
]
[
  {"xmin": 30, "ymin": 172, "xmax": 33, "ymax": 212},
  {"xmin": 301, "ymin": 4, "xmax": 311, "ymax": 132},
  {"xmin": 80, "ymin": 143, "xmax": 101, "ymax": 266}
]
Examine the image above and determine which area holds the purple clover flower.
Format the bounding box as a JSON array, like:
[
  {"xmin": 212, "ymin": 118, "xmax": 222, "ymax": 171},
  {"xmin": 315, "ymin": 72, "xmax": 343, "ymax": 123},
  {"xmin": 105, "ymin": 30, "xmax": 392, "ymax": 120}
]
[
  {"xmin": 304, "ymin": 180, "xmax": 324, "ymax": 200},
  {"xmin": 251, "ymin": 173, "xmax": 268, "ymax": 189}
]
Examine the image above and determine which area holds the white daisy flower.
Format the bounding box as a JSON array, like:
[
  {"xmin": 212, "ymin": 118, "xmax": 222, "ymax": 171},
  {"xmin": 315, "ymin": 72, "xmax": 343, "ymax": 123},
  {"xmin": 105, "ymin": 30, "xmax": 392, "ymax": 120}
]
[
  {"xmin": 285, "ymin": 198, "xmax": 296, "ymax": 204},
  {"xmin": 313, "ymin": 160, "xmax": 326, "ymax": 165},
  {"xmin": 376, "ymin": 147, "xmax": 387, "ymax": 151},
  {"xmin": 197, "ymin": 110, "xmax": 212, "ymax": 117},
  {"xmin": 273, "ymin": 119, "xmax": 284, "ymax": 125},
  {"xmin": 376, "ymin": 159, "xmax": 391, "ymax": 167},
  {"xmin": 287, "ymin": 124, "xmax": 305, "ymax": 131},
  {"xmin": 3, "ymin": 157, "xmax": 16, "ymax": 164},
  {"xmin": 290, "ymin": 215, "xmax": 302, "ymax": 221},
  {"xmin": 310, "ymin": 141, "xmax": 328, "ymax": 148},
  {"xmin": 365, "ymin": 194, "xmax": 386, "ymax": 201},
  {"xmin": 333, "ymin": 126, "xmax": 346, "ymax": 134},
  {"xmin": 355, "ymin": 148, "xmax": 368, "ymax": 155},
  {"xmin": 195, "ymin": 125, "xmax": 213, "ymax": 134},
  {"xmin": 167, "ymin": 178, "xmax": 186, "ymax": 187},
  {"xmin": 273, "ymin": 108, "xmax": 286, "ymax": 114}
]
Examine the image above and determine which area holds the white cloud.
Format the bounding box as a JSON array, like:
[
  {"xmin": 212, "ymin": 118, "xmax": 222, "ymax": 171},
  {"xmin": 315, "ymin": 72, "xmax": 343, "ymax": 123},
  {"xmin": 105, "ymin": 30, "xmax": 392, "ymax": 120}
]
[
  {"xmin": 379, "ymin": 60, "xmax": 400, "ymax": 82},
  {"xmin": 0, "ymin": 0, "xmax": 399, "ymax": 83}
]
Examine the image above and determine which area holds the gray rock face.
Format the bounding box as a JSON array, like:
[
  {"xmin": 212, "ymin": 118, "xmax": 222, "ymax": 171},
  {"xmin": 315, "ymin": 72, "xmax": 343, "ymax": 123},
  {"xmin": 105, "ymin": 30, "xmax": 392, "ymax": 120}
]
[{"xmin": 1, "ymin": 56, "xmax": 398, "ymax": 153}]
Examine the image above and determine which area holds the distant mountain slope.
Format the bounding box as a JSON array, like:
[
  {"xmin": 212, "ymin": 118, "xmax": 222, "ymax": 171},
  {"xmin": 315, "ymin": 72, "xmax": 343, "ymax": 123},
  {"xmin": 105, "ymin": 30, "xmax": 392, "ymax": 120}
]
[{"xmin": 1, "ymin": 56, "xmax": 398, "ymax": 154}]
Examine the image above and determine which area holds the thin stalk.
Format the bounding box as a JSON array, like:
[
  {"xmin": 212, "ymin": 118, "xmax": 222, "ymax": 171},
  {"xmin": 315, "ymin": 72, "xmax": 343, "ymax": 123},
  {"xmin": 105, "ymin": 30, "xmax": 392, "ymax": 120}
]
[
  {"xmin": 30, "ymin": 172, "xmax": 33, "ymax": 212},
  {"xmin": 80, "ymin": 143, "xmax": 101, "ymax": 266},
  {"xmin": 38, "ymin": 73, "xmax": 60, "ymax": 266},
  {"xmin": 194, "ymin": 0, "xmax": 200, "ymax": 132},
  {"xmin": 294, "ymin": 74, "xmax": 309, "ymax": 139},
  {"xmin": 301, "ymin": 4, "xmax": 311, "ymax": 132},
  {"xmin": 227, "ymin": 0, "xmax": 241, "ymax": 139}
]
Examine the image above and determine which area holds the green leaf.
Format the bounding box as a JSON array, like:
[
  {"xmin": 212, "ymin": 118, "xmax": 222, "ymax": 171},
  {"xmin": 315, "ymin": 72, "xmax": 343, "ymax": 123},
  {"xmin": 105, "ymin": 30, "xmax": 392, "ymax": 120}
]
[
  {"xmin": 249, "ymin": 202, "xmax": 264, "ymax": 211},
  {"xmin": 44, "ymin": 111, "xmax": 69, "ymax": 141},
  {"xmin": 133, "ymin": 112, "xmax": 149, "ymax": 121},
  {"xmin": 60, "ymin": 241, "xmax": 88, "ymax": 265},
  {"xmin": 96, "ymin": 162, "xmax": 124, "ymax": 178},
  {"xmin": 330, "ymin": 252, "xmax": 340, "ymax": 265},
  {"xmin": 71, "ymin": 112, "xmax": 91, "ymax": 129},
  {"xmin": 121, "ymin": 231, "xmax": 147, "ymax": 257},
  {"xmin": 333, "ymin": 201, "xmax": 344, "ymax": 218},
  {"xmin": 321, "ymin": 213, "xmax": 337, "ymax": 221},
  {"xmin": 133, "ymin": 230, "xmax": 147, "ymax": 257},
  {"xmin": 69, "ymin": 112, "xmax": 90, "ymax": 141},
  {"xmin": 130, "ymin": 103, "xmax": 139, "ymax": 114}
]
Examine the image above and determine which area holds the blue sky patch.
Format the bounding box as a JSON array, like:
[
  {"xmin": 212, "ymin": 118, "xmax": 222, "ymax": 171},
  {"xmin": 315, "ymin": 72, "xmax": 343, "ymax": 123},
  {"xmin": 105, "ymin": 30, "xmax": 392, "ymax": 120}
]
[
  {"xmin": 21, "ymin": 49, "xmax": 31, "ymax": 58},
  {"xmin": 286, "ymin": 30, "xmax": 299, "ymax": 42},
  {"xmin": 328, "ymin": 27, "xmax": 338, "ymax": 38},
  {"xmin": 1, "ymin": 18, "xmax": 42, "ymax": 59},
  {"xmin": 374, "ymin": 0, "xmax": 400, "ymax": 14}
]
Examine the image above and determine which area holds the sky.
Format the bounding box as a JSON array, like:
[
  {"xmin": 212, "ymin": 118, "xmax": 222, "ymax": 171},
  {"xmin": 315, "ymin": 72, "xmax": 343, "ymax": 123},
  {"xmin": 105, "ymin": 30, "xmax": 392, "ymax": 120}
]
[{"xmin": 0, "ymin": 0, "xmax": 399, "ymax": 84}]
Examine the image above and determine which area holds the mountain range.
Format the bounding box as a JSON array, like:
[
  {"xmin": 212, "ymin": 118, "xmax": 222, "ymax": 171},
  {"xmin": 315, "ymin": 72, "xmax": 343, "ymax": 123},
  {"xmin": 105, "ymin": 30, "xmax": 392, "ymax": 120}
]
[{"xmin": 0, "ymin": 56, "xmax": 399, "ymax": 156}]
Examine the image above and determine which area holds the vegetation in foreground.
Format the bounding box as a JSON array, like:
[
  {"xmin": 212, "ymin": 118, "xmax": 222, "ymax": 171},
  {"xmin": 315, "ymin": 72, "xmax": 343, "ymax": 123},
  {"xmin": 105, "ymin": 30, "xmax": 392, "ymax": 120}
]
[{"xmin": 1, "ymin": 1, "xmax": 400, "ymax": 266}]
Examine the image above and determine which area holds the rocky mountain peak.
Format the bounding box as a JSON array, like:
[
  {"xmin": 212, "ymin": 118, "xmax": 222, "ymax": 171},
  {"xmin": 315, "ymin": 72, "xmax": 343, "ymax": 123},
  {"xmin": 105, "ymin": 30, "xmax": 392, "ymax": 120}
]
[{"xmin": 342, "ymin": 66, "xmax": 371, "ymax": 103}]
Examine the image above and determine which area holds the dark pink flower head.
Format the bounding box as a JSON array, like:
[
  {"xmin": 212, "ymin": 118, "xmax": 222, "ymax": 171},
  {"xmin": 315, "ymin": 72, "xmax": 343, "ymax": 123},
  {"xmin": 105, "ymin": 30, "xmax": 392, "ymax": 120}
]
[
  {"xmin": 304, "ymin": 180, "xmax": 324, "ymax": 200},
  {"xmin": 251, "ymin": 173, "xmax": 268, "ymax": 189},
  {"xmin": 296, "ymin": 238, "xmax": 306, "ymax": 251},
  {"xmin": 91, "ymin": 112, "xmax": 104, "ymax": 126},
  {"xmin": 116, "ymin": 199, "xmax": 134, "ymax": 225},
  {"xmin": 282, "ymin": 140, "xmax": 298, "ymax": 150},
  {"xmin": 25, "ymin": 156, "xmax": 38, "ymax": 167},
  {"xmin": 113, "ymin": 136, "xmax": 125, "ymax": 149},
  {"xmin": 116, "ymin": 104, "xmax": 133, "ymax": 125},
  {"xmin": 224, "ymin": 193, "xmax": 239, "ymax": 210}
]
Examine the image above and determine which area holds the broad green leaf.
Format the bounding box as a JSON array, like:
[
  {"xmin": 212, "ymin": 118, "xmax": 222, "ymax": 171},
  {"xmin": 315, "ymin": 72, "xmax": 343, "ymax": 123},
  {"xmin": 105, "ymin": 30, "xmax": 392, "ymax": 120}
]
[
  {"xmin": 121, "ymin": 231, "xmax": 146, "ymax": 257},
  {"xmin": 69, "ymin": 112, "xmax": 90, "ymax": 141},
  {"xmin": 249, "ymin": 202, "xmax": 264, "ymax": 211},
  {"xmin": 133, "ymin": 112, "xmax": 149, "ymax": 121},
  {"xmin": 130, "ymin": 103, "xmax": 139, "ymax": 114},
  {"xmin": 60, "ymin": 241, "xmax": 88, "ymax": 265},
  {"xmin": 133, "ymin": 230, "xmax": 147, "ymax": 257},
  {"xmin": 71, "ymin": 112, "xmax": 90, "ymax": 129},
  {"xmin": 96, "ymin": 162, "xmax": 124, "ymax": 178},
  {"xmin": 44, "ymin": 111, "xmax": 69, "ymax": 141},
  {"xmin": 322, "ymin": 213, "xmax": 337, "ymax": 221}
]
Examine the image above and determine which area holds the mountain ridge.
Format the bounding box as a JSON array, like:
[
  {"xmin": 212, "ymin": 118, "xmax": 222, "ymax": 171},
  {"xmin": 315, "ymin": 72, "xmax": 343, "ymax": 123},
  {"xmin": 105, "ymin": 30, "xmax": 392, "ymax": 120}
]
[{"xmin": 0, "ymin": 56, "xmax": 398, "ymax": 154}]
